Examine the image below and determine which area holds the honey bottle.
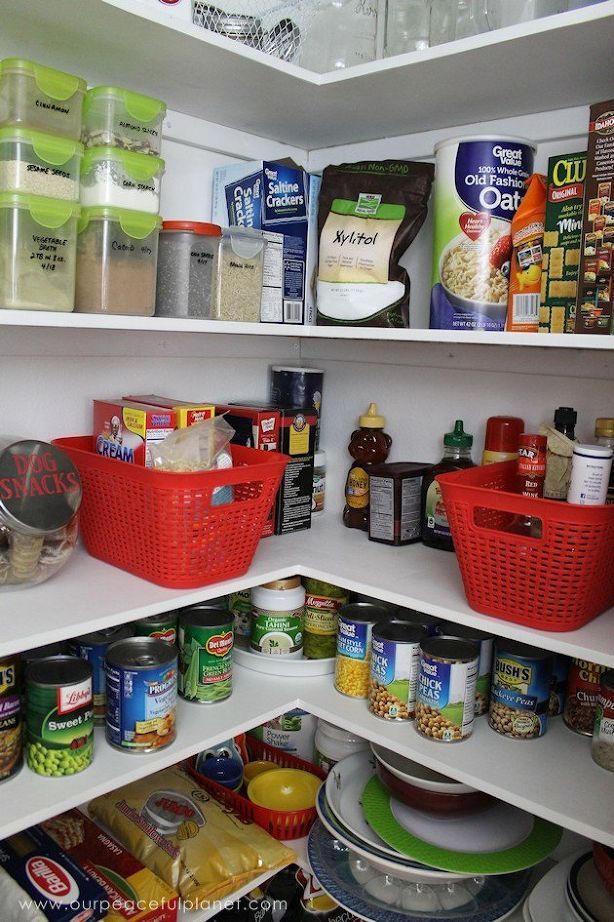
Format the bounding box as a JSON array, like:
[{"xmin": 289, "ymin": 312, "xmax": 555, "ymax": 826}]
[{"xmin": 343, "ymin": 403, "xmax": 392, "ymax": 531}]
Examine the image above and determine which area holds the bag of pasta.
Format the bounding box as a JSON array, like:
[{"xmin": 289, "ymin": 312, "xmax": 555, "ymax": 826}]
[{"xmin": 88, "ymin": 765, "xmax": 295, "ymax": 909}]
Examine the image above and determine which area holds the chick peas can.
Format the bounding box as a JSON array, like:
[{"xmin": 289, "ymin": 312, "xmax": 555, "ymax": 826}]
[
  {"xmin": 489, "ymin": 640, "xmax": 552, "ymax": 740},
  {"xmin": 416, "ymin": 638, "xmax": 478, "ymax": 742},
  {"xmin": 369, "ymin": 621, "xmax": 426, "ymax": 720},
  {"xmin": 105, "ymin": 638, "xmax": 177, "ymax": 753},
  {"xmin": 438, "ymin": 622, "xmax": 493, "ymax": 716},
  {"xmin": 26, "ymin": 656, "xmax": 94, "ymax": 776},
  {"xmin": 335, "ymin": 603, "xmax": 388, "ymax": 698},
  {"xmin": 178, "ymin": 607, "xmax": 233, "ymax": 703}
]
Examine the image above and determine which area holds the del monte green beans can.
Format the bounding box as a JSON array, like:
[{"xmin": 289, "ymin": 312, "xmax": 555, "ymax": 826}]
[
  {"xmin": 26, "ymin": 656, "xmax": 93, "ymax": 776},
  {"xmin": 178, "ymin": 607, "xmax": 233, "ymax": 703}
]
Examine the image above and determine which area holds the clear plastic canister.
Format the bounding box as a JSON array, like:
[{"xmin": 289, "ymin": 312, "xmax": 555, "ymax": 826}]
[
  {"xmin": 214, "ymin": 226, "xmax": 266, "ymax": 322},
  {"xmin": 155, "ymin": 221, "xmax": 221, "ymax": 319},
  {"xmin": 82, "ymin": 85, "xmax": 166, "ymax": 155},
  {"xmin": 0, "ymin": 58, "xmax": 86, "ymax": 140},
  {"xmin": 0, "ymin": 127, "xmax": 83, "ymax": 201},
  {"xmin": 80, "ymin": 146, "xmax": 164, "ymax": 214},
  {"xmin": 75, "ymin": 205, "xmax": 161, "ymax": 315}
]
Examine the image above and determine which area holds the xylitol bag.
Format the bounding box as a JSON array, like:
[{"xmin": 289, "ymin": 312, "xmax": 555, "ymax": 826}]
[{"xmin": 316, "ymin": 160, "xmax": 434, "ymax": 328}]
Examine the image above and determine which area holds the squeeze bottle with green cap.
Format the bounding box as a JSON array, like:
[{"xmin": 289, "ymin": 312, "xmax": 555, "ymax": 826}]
[
  {"xmin": 422, "ymin": 420, "xmax": 474, "ymax": 551},
  {"xmin": 343, "ymin": 403, "xmax": 392, "ymax": 531}
]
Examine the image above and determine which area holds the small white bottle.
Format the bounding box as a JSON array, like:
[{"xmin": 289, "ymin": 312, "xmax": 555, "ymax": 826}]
[
  {"xmin": 567, "ymin": 444, "xmax": 614, "ymax": 506},
  {"xmin": 314, "ymin": 718, "xmax": 369, "ymax": 774}
]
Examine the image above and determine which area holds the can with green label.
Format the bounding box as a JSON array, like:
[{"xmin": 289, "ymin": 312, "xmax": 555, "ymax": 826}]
[
  {"xmin": 25, "ymin": 656, "xmax": 93, "ymax": 776},
  {"xmin": 133, "ymin": 612, "xmax": 178, "ymax": 646},
  {"xmin": 178, "ymin": 607, "xmax": 234, "ymax": 704}
]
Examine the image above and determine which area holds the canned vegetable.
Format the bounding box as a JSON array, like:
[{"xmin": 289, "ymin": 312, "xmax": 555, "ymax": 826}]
[
  {"xmin": 369, "ymin": 620, "xmax": 426, "ymax": 720},
  {"xmin": 133, "ymin": 611, "xmax": 178, "ymax": 646},
  {"xmin": 416, "ymin": 637, "xmax": 478, "ymax": 742},
  {"xmin": 438, "ymin": 622, "xmax": 493, "ymax": 716},
  {"xmin": 489, "ymin": 640, "xmax": 552, "ymax": 740},
  {"xmin": 0, "ymin": 656, "xmax": 22, "ymax": 782},
  {"xmin": 68, "ymin": 624, "xmax": 133, "ymax": 724},
  {"xmin": 178, "ymin": 607, "xmax": 233, "ymax": 703},
  {"xmin": 335, "ymin": 603, "xmax": 389, "ymax": 698}
]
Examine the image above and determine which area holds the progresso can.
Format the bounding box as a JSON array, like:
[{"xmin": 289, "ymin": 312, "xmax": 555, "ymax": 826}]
[
  {"xmin": 105, "ymin": 638, "xmax": 177, "ymax": 753},
  {"xmin": 489, "ymin": 640, "xmax": 552, "ymax": 739},
  {"xmin": 0, "ymin": 656, "xmax": 22, "ymax": 782},
  {"xmin": 430, "ymin": 135, "xmax": 535, "ymax": 332},
  {"xmin": 438, "ymin": 622, "xmax": 493, "ymax": 717},
  {"xmin": 369, "ymin": 620, "xmax": 426, "ymax": 721},
  {"xmin": 416, "ymin": 637, "xmax": 478, "ymax": 742},
  {"xmin": 178, "ymin": 607, "xmax": 233, "ymax": 704},
  {"xmin": 133, "ymin": 612, "xmax": 178, "ymax": 646},
  {"xmin": 68, "ymin": 625, "xmax": 133, "ymax": 724},
  {"xmin": 25, "ymin": 656, "xmax": 93, "ymax": 776},
  {"xmin": 334, "ymin": 603, "xmax": 389, "ymax": 699}
]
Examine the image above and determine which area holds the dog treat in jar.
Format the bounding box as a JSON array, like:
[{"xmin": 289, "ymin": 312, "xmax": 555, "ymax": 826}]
[
  {"xmin": 438, "ymin": 622, "xmax": 493, "ymax": 716},
  {"xmin": 335, "ymin": 603, "xmax": 389, "ymax": 698},
  {"xmin": 564, "ymin": 657, "xmax": 607, "ymax": 736},
  {"xmin": 489, "ymin": 640, "xmax": 552, "ymax": 740},
  {"xmin": 178, "ymin": 606, "xmax": 233, "ymax": 704},
  {"xmin": 105, "ymin": 638, "xmax": 177, "ymax": 752},
  {"xmin": 369, "ymin": 620, "xmax": 426, "ymax": 721},
  {"xmin": 68, "ymin": 625, "xmax": 134, "ymax": 724},
  {"xmin": 133, "ymin": 611, "xmax": 178, "ymax": 646},
  {"xmin": 0, "ymin": 656, "xmax": 22, "ymax": 782},
  {"xmin": 26, "ymin": 656, "xmax": 93, "ymax": 776},
  {"xmin": 592, "ymin": 670, "xmax": 614, "ymax": 772},
  {"xmin": 548, "ymin": 653, "xmax": 569, "ymax": 717},
  {"xmin": 416, "ymin": 637, "xmax": 478, "ymax": 742}
]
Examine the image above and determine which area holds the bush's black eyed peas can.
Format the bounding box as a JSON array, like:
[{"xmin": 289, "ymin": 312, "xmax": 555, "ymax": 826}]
[
  {"xmin": 105, "ymin": 638, "xmax": 177, "ymax": 753},
  {"xmin": 26, "ymin": 656, "xmax": 94, "ymax": 776},
  {"xmin": 335, "ymin": 603, "xmax": 389, "ymax": 698},
  {"xmin": 178, "ymin": 607, "xmax": 234, "ymax": 704},
  {"xmin": 68, "ymin": 625, "xmax": 134, "ymax": 724},
  {"xmin": 489, "ymin": 640, "xmax": 552, "ymax": 739},
  {"xmin": 369, "ymin": 621, "xmax": 427, "ymax": 720},
  {"xmin": 0, "ymin": 655, "xmax": 22, "ymax": 782},
  {"xmin": 133, "ymin": 612, "xmax": 179, "ymax": 646},
  {"xmin": 438, "ymin": 622, "xmax": 494, "ymax": 717},
  {"xmin": 416, "ymin": 637, "xmax": 478, "ymax": 742}
]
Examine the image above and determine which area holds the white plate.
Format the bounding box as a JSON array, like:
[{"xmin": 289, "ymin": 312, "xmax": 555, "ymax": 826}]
[
  {"xmin": 527, "ymin": 853, "xmax": 586, "ymax": 922},
  {"xmin": 567, "ymin": 852, "xmax": 614, "ymax": 922},
  {"xmin": 326, "ymin": 751, "xmax": 402, "ymax": 858},
  {"xmin": 371, "ymin": 742, "xmax": 476, "ymax": 794},
  {"xmin": 390, "ymin": 797, "xmax": 534, "ymax": 855},
  {"xmin": 233, "ymin": 644, "xmax": 335, "ymax": 676}
]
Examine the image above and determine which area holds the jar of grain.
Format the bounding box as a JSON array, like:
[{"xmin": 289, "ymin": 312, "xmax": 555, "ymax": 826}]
[
  {"xmin": 0, "ymin": 128, "xmax": 83, "ymax": 201},
  {"xmin": 155, "ymin": 221, "xmax": 221, "ymax": 319},
  {"xmin": 213, "ymin": 226, "xmax": 266, "ymax": 322},
  {"xmin": 75, "ymin": 206, "xmax": 161, "ymax": 315}
]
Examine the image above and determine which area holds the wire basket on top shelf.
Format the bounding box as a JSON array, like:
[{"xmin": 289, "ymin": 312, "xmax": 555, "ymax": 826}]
[{"xmin": 192, "ymin": 1, "xmax": 315, "ymax": 63}]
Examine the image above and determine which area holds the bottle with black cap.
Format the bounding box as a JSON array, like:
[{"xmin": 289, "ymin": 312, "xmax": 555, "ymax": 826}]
[{"xmin": 544, "ymin": 406, "xmax": 577, "ymax": 500}]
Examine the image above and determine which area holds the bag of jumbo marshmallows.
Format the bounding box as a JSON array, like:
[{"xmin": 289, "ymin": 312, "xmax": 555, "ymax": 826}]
[{"xmin": 316, "ymin": 160, "xmax": 434, "ymax": 328}]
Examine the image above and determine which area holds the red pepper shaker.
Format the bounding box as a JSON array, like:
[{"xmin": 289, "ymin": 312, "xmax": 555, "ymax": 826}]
[{"xmin": 517, "ymin": 434, "xmax": 547, "ymax": 498}]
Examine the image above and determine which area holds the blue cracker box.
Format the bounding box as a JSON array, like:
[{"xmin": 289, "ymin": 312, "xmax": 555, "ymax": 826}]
[
  {"xmin": 0, "ymin": 823, "xmax": 107, "ymax": 921},
  {"xmin": 212, "ymin": 161, "xmax": 320, "ymax": 324}
]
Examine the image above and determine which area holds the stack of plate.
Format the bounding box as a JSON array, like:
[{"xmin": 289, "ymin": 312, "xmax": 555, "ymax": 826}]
[
  {"xmin": 309, "ymin": 748, "xmax": 563, "ymax": 922},
  {"xmin": 525, "ymin": 850, "xmax": 614, "ymax": 922}
]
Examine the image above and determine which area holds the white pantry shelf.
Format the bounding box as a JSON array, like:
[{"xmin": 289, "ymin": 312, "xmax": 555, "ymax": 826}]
[
  {"xmin": 4, "ymin": 517, "xmax": 614, "ymax": 666},
  {"xmin": 0, "ymin": 0, "xmax": 612, "ymax": 148}
]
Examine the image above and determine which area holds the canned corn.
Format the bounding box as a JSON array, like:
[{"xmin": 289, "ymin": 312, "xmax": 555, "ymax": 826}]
[{"xmin": 335, "ymin": 603, "xmax": 388, "ymax": 699}]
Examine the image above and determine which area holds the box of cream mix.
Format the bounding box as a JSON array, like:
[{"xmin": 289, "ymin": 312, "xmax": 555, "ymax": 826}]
[{"xmin": 212, "ymin": 160, "xmax": 320, "ymax": 324}]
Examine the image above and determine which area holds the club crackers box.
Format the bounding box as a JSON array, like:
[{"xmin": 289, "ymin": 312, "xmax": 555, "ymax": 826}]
[
  {"xmin": 212, "ymin": 161, "xmax": 320, "ymax": 325},
  {"xmin": 94, "ymin": 399, "xmax": 175, "ymax": 467},
  {"xmin": 539, "ymin": 152, "xmax": 586, "ymax": 334},
  {"xmin": 217, "ymin": 404, "xmax": 281, "ymax": 537},
  {"xmin": 123, "ymin": 394, "xmax": 215, "ymax": 427}
]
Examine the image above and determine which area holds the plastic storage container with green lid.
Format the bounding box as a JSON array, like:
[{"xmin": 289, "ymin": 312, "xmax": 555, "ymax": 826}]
[
  {"xmin": 75, "ymin": 205, "xmax": 161, "ymax": 316},
  {"xmin": 82, "ymin": 86, "xmax": 167, "ymax": 155},
  {"xmin": 80, "ymin": 146, "xmax": 164, "ymax": 213},
  {"xmin": 0, "ymin": 192, "xmax": 80, "ymax": 311},
  {"xmin": 0, "ymin": 127, "xmax": 83, "ymax": 200},
  {"xmin": 0, "ymin": 58, "xmax": 86, "ymax": 140}
]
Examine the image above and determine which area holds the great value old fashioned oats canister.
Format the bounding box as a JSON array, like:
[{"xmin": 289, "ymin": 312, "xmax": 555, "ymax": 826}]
[
  {"xmin": 489, "ymin": 640, "xmax": 552, "ymax": 740},
  {"xmin": 369, "ymin": 620, "xmax": 426, "ymax": 721},
  {"xmin": 178, "ymin": 606, "xmax": 233, "ymax": 703},
  {"xmin": 416, "ymin": 637, "xmax": 478, "ymax": 742},
  {"xmin": 430, "ymin": 136, "xmax": 535, "ymax": 332},
  {"xmin": 26, "ymin": 655, "xmax": 94, "ymax": 776},
  {"xmin": 335, "ymin": 602, "xmax": 389, "ymax": 698},
  {"xmin": 105, "ymin": 637, "xmax": 177, "ymax": 752},
  {"xmin": 68, "ymin": 624, "xmax": 134, "ymax": 724}
]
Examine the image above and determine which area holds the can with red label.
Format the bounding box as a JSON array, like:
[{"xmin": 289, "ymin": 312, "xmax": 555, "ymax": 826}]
[
  {"xmin": 564, "ymin": 657, "xmax": 607, "ymax": 736},
  {"xmin": 178, "ymin": 607, "xmax": 234, "ymax": 703}
]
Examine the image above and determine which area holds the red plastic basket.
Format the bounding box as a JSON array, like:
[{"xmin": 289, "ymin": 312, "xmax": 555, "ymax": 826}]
[
  {"xmin": 52, "ymin": 436, "xmax": 288, "ymax": 589},
  {"xmin": 186, "ymin": 738, "xmax": 326, "ymax": 840},
  {"xmin": 437, "ymin": 460, "xmax": 614, "ymax": 631}
]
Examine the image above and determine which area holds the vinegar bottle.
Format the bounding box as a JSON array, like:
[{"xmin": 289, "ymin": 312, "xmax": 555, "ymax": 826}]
[
  {"xmin": 343, "ymin": 403, "xmax": 392, "ymax": 531},
  {"xmin": 422, "ymin": 420, "xmax": 474, "ymax": 551}
]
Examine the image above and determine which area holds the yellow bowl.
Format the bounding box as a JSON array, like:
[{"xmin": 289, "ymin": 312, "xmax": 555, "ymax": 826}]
[
  {"xmin": 243, "ymin": 760, "xmax": 281, "ymax": 784},
  {"xmin": 247, "ymin": 768, "xmax": 321, "ymax": 811}
]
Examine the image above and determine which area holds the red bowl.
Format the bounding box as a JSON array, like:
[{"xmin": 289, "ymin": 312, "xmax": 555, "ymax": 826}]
[
  {"xmin": 375, "ymin": 760, "xmax": 494, "ymax": 816},
  {"xmin": 593, "ymin": 842, "xmax": 614, "ymax": 898}
]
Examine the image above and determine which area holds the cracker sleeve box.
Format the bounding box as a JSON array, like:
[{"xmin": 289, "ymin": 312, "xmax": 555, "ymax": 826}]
[
  {"xmin": 123, "ymin": 395, "xmax": 215, "ymax": 427},
  {"xmin": 93, "ymin": 400, "xmax": 176, "ymax": 466},
  {"xmin": 41, "ymin": 810, "xmax": 179, "ymax": 922}
]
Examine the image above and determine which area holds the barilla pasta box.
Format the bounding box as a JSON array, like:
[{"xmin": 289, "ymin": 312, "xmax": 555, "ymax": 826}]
[
  {"xmin": 218, "ymin": 404, "xmax": 281, "ymax": 537},
  {"xmin": 41, "ymin": 810, "xmax": 179, "ymax": 922},
  {"xmin": 212, "ymin": 161, "xmax": 319, "ymax": 325},
  {"xmin": 0, "ymin": 824, "xmax": 107, "ymax": 921},
  {"xmin": 123, "ymin": 394, "xmax": 215, "ymax": 428},
  {"xmin": 576, "ymin": 100, "xmax": 614, "ymax": 334},
  {"xmin": 539, "ymin": 152, "xmax": 586, "ymax": 334},
  {"xmin": 94, "ymin": 400, "xmax": 176, "ymax": 467}
]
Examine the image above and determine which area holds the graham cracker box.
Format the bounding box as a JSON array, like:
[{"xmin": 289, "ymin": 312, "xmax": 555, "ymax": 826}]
[
  {"xmin": 575, "ymin": 100, "xmax": 614, "ymax": 334},
  {"xmin": 94, "ymin": 399, "xmax": 175, "ymax": 466},
  {"xmin": 123, "ymin": 394, "xmax": 215, "ymax": 427},
  {"xmin": 539, "ymin": 151, "xmax": 586, "ymax": 334}
]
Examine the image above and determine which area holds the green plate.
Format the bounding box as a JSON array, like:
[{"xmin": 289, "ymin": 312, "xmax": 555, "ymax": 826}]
[{"xmin": 361, "ymin": 777, "xmax": 561, "ymax": 875}]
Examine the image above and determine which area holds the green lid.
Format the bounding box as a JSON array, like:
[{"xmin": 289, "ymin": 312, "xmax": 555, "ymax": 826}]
[
  {"xmin": 0, "ymin": 58, "xmax": 86, "ymax": 100},
  {"xmin": 444, "ymin": 419, "xmax": 473, "ymax": 448},
  {"xmin": 0, "ymin": 192, "xmax": 80, "ymax": 227},
  {"xmin": 82, "ymin": 146, "xmax": 164, "ymax": 182},
  {"xmin": 78, "ymin": 205, "xmax": 161, "ymax": 238},
  {"xmin": 0, "ymin": 126, "xmax": 83, "ymax": 165},
  {"xmin": 84, "ymin": 86, "xmax": 166, "ymax": 124}
]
